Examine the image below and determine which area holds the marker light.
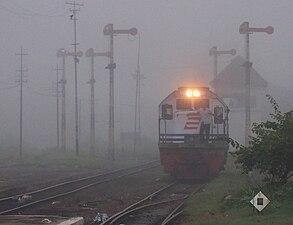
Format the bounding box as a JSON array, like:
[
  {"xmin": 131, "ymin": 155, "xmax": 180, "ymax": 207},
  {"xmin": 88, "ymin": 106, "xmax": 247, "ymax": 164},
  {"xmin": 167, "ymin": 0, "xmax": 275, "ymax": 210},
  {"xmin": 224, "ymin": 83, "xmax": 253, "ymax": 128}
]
[
  {"xmin": 193, "ymin": 89, "xmax": 200, "ymax": 97},
  {"xmin": 186, "ymin": 89, "xmax": 193, "ymax": 97}
]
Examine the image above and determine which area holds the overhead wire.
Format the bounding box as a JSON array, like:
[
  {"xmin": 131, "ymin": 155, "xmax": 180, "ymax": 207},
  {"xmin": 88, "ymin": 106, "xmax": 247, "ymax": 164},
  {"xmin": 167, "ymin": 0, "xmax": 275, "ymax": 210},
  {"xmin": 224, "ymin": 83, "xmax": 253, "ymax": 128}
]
[
  {"xmin": 23, "ymin": 84, "xmax": 54, "ymax": 97},
  {"xmin": 0, "ymin": 2, "xmax": 66, "ymax": 18},
  {"xmin": 0, "ymin": 84, "xmax": 19, "ymax": 90},
  {"xmin": 0, "ymin": 81, "xmax": 17, "ymax": 85},
  {"xmin": 0, "ymin": 3, "xmax": 27, "ymax": 16},
  {"xmin": 10, "ymin": 0, "xmax": 65, "ymax": 17}
]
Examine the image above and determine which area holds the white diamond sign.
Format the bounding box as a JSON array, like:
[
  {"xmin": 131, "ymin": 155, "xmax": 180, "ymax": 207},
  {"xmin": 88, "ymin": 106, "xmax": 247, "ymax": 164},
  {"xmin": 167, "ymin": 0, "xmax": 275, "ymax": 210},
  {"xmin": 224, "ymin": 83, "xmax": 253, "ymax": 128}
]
[{"xmin": 250, "ymin": 191, "xmax": 270, "ymax": 212}]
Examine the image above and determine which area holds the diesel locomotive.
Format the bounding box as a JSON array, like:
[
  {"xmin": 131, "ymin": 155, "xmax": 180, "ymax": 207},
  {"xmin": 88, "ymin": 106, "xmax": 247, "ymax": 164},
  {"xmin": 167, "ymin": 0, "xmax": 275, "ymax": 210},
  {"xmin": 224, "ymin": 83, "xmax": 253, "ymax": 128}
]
[{"xmin": 158, "ymin": 86, "xmax": 229, "ymax": 180}]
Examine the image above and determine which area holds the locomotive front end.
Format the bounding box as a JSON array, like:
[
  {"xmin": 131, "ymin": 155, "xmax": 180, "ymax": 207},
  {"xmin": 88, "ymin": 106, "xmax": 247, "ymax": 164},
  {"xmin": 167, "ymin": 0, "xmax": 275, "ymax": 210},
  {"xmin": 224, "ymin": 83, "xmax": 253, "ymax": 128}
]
[{"xmin": 158, "ymin": 87, "xmax": 229, "ymax": 181}]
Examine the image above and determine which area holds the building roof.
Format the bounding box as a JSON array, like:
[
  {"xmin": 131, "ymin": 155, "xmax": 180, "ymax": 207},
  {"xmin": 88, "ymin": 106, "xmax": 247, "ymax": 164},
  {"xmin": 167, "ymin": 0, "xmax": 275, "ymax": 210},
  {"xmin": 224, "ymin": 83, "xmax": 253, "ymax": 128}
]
[{"xmin": 210, "ymin": 55, "xmax": 268, "ymax": 90}]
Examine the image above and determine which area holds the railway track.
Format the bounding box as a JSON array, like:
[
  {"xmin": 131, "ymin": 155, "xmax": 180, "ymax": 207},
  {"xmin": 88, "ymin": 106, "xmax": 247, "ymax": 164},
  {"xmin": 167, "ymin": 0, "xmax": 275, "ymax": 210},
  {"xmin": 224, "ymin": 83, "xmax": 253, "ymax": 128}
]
[
  {"xmin": 0, "ymin": 160, "xmax": 160, "ymax": 215},
  {"xmin": 98, "ymin": 182, "xmax": 205, "ymax": 225}
]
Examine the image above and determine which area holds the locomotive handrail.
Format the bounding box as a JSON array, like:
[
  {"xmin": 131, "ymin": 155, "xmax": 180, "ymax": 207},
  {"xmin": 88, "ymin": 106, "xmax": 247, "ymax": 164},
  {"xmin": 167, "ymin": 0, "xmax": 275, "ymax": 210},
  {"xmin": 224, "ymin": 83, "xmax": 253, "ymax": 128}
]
[
  {"xmin": 159, "ymin": 133, "xmax": 228, "ymax": 144},
  {"xmin": 210, "ymin": 91, "xmax": 230, "ymax": 112}
]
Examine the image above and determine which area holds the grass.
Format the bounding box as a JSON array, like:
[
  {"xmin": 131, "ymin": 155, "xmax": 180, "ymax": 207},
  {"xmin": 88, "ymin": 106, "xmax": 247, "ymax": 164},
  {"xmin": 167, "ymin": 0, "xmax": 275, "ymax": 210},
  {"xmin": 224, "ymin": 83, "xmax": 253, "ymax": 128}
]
[{"xmin": 182, "ymin": 155, "xmax": 293, "ymax": 225}]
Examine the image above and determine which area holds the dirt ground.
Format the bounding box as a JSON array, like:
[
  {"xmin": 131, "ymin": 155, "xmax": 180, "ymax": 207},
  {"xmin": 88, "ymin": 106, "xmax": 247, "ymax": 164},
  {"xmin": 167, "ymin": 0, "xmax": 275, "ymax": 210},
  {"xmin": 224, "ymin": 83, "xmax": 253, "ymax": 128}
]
[
  {"xmin": 23, "ymin": 167, "xmax": 167, "ymax": 224},
  {"xmin": 0, "ymin": 164, "xmax": 169, "ymax": 224}
]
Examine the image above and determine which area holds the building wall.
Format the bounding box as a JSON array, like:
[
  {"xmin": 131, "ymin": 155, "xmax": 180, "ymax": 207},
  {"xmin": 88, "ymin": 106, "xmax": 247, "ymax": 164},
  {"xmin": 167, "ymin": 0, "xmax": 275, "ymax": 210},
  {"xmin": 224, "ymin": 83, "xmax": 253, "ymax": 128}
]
[{"xmin": 225, "ymin": 88, "xmax": 267, "ymax": 146}]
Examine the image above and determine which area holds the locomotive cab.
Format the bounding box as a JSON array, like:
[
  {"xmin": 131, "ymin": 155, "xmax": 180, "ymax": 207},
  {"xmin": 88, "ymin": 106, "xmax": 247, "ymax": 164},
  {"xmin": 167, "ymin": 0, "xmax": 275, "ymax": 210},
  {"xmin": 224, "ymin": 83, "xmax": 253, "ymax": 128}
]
[{"xmin": 158, "ymin": 87, "xmax": 229, "ymax": 180}]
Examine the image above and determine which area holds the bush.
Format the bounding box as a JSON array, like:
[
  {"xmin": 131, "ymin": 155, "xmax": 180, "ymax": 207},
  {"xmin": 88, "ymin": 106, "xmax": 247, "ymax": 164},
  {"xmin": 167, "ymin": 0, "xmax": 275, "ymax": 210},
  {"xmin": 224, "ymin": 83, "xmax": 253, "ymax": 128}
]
[{"xmin": 229, "ymin": 95, "xmax": 293, "ymax": 184}]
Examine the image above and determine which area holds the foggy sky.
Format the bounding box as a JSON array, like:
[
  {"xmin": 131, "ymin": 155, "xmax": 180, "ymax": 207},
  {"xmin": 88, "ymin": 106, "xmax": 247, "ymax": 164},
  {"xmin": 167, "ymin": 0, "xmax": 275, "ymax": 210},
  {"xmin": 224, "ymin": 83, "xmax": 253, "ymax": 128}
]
[{"xmin": 0, "ymin": 0, "xmax": 292, "ymax": 149}]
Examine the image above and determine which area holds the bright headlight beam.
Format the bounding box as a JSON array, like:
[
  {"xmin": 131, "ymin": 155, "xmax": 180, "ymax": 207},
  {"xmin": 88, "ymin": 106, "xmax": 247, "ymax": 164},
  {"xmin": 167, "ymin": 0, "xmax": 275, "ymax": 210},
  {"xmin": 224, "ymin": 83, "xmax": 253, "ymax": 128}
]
[
  {"xmin": 186, "ymin": 89, "xmax": 193, "ymax": 97},
  {"xmin": 193, "ymin": 90, "xmax": 200, "ymax": 97}
]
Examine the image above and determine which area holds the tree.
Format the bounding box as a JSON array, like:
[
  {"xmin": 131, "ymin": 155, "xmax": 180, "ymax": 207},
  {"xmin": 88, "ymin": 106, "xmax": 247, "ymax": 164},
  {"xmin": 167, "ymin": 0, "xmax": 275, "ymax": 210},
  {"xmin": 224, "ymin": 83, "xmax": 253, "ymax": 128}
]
[{"xmin": 229, "ymin": 95, "xmax": 293, "ymax": 184}]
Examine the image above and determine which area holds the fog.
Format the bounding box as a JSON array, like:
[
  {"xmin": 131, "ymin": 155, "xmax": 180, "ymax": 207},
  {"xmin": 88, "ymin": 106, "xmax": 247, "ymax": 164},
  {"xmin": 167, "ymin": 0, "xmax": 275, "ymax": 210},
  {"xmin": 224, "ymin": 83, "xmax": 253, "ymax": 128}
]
[{"xmin": 0, "ymin": 0, "xmax": 292, "ymax": 151}]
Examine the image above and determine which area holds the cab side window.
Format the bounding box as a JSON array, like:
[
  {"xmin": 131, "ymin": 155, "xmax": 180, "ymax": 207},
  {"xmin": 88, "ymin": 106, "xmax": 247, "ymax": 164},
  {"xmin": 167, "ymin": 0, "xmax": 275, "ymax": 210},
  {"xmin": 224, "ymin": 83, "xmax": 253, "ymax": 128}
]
[
  {"xmin": 214, "ymin": 106, "xmax": 224, "ymax": 124},
  {"xmin": 162, "ymin": 104, "xmax": 173, "ymax": 120}
]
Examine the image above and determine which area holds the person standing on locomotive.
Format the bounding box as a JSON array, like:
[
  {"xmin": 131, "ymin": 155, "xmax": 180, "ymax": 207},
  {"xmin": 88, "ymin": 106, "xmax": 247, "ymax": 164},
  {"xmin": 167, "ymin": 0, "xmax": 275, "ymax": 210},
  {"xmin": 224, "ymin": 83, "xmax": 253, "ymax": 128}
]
[{"xmin": 198, "ymin": 107, "xmax": 214, "ymax": 142}]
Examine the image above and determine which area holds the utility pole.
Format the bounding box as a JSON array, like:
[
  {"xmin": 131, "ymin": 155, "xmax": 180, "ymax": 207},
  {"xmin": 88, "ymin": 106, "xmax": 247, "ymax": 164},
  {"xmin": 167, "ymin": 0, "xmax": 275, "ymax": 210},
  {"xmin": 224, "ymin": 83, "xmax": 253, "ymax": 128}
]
[
  {"xmin": 53, "ymin": 64, "xmax": 62, "ymax": 151},
  {"xmin": 239, "ymin": 22, "xmax": 273, "ymax": 147},
  {"xmin": 16, "ymin": 47, "xmax": 28, "ymax": 160},
  {"xmin": 103, "ymin": 24, "xmax": 137, "ymax": 161},
  {"xmin": 85, "ymin": 48, "xmax": 111, "ymax": 156},
  {"xmin": 57, "ymin": 48, "xmax": 67, "ymax": 152},
  {"xmin": 66, "ymin": 1, "xmax": 83, "ymax": 156},
  {"xmin": 133, "ymin": 34, "xmax": 145, "ymax": 156},
  {"xmin": 79, "ymin": 98, "xmax": 82, "ymax": 144},
  {"xmin": 57, "ymin": 48, "xmax": 82, "ymax": 152}
]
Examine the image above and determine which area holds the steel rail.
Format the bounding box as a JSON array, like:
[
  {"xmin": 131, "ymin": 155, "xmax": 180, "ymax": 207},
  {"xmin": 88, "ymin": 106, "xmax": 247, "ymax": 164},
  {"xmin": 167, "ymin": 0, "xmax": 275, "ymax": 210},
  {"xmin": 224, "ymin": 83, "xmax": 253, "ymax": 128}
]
[
  {"xmin": 109, "ymin": 198, "xmax": 186, "ymax": 225},
  {"xmin": 160, "ymin": 183, "xmax": 207, "ymax": 225},
  {"xmin": 0, "ymin": 160, "xmax": 160, "ymax": 215},
  {"xmin": 160, "ymin": 202, "xmax": 184, "ymax": 225},
  {"xmin": 100, "ymin": 183, "xmax": 206, "ymax": 225},
  {"xmin": 0, "ymin": 160, "xmax": 159, "ymax": 202},
  {"xmin": 99, "ymin": 182, "xmax": 177, "ymax": 225}
]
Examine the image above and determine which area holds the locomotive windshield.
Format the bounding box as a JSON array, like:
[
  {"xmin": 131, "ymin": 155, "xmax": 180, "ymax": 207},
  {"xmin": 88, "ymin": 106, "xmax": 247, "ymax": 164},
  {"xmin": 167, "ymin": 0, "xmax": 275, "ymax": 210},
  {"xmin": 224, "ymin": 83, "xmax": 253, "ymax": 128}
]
[
  {"xmin": 176, "ymin": 99, "xmax": 209, "ymax": 110},
  {"xmin": 194, "ymin": 99, "xmax": 209, "ymax": 109},
  {"xmin": 176, "ymin": 99, "xmax": 192, "ymax": 110}
]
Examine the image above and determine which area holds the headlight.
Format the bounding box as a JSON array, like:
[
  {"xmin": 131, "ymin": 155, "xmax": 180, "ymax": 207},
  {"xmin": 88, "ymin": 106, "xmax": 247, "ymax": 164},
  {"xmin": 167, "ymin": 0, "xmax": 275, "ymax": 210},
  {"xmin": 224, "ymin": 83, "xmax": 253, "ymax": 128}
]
[
  {"xmin": 186, "ymin": 89, "xmax": 193, "ymax": 97},
  {"xmin": 193, "ymin": 89, "xmax": 200, "ymax": 97}
]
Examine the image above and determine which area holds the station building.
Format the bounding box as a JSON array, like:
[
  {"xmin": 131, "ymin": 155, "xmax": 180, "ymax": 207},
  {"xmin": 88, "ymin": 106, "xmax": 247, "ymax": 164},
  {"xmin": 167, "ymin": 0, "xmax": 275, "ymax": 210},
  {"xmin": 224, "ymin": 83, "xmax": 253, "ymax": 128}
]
[{"xmin": 210, "ymin": 55, "xmax": 268, "ymax": 145}]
